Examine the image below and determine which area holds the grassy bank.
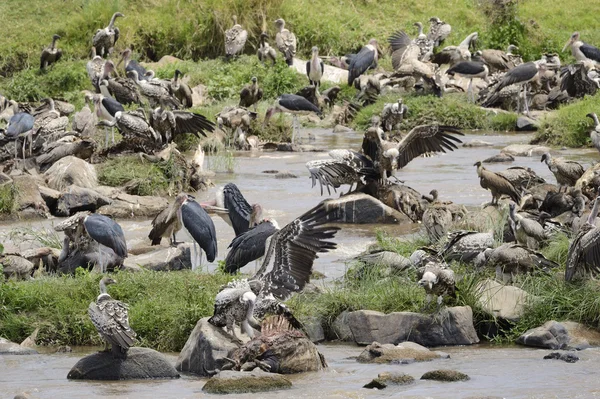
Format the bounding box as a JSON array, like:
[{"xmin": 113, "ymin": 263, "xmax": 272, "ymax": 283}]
[{"xmin": 535, "ymin": 94, "xmax": 600, "ymax": 147}]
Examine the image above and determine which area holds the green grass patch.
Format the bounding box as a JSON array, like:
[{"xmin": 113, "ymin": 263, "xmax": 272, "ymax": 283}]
[
  {"xmin": 535, "ymin": 94, "xmax": 600, "ymax": 147},
  {"xmin": 0, "ymin": 184, "xmax": 17, "ymax": 215},
  {"xmin": 0, "ymin": 270, "xmax": 232, "ymax": 351},
  {"xmin": 96, "ymin": 156, "xmax": 170, "ymax": 196}
]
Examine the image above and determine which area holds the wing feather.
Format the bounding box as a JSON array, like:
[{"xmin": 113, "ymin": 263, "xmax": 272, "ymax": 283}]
[{"xmin": 395, "ymin": 125, "xmax": 464, "ymax": 169}]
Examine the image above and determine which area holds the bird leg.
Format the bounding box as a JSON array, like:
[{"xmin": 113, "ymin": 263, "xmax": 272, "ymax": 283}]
[
  {"xmin": 191, "ymin": 242, "xmax": 201, "ymax": 271},
  {"xmin": 170, "ymin": 232, "xmax": 178, "ymax": 246},
  {"xmin": 467, "ymin": 79, "xmax": 473, "ymax": 103},
  {"xmin": 523, "ymin": 83, "xmax": 530, "ymax": 115},
  {"xmin": 104, "ymin": 126, "xmax": 110, "ymax": 148},
  {"xmin": 291, "ymin": 115, "xmax": 298, "ymax": 144},
  {"xmin": 421, "ymin": 294, "xmax": 433, "ymax": 312},
  {"xmin": 111, "ymin": 127, "xmax": 116, "ymax": 144}
]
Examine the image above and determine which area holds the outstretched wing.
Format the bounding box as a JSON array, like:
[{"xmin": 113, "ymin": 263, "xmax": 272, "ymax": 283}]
[
  {"xmin": 172, "ymin": 111, "xmax": 215, "ymax": 138},
  {"xmin": 565, "ymin": 225, "xmax": 600, "ymax": 281},
  {"xmin": 256, "ymin": 202, "xmax": 339, "ymax": 300},
  {"xmin": 395, "ymin": 125, "xmax": 464, "ymax": 169},
  {"xmin": 306, "ymin": 150, "xmax": 374, "ymax": 195}
]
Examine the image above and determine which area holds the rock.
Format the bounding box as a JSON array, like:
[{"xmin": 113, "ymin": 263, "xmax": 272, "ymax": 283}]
[
  {"xmin": 45, "ymin": 156, "xmax": 97, "ymax": 191},
  {"xmin": 38, "ymin": 185, "xmax": 61, "ymax": 213},
  {"xmin": 123, "ymin": 243, "xmax": 193, "ymax": 271},
  {"xmin": 544, "ymin": 351, "xmax": 579, "ymax": 363},
  {"xmin": 501, "ymin": 144, "xmax": 551, "ymax": 157},
  {"xmin": 13, "ymin": 393, "xmax": 33, "ymax": 399},
  {"xmin": 357, "ymin": 341, "xmax": 442, "ymax": 364},
  {"xmin": 476, "ymin": 279, "xmax": 528, "ymax": 322},
  {"xmin": 97, "ymin": 193, "xmax": 169, "ymax": 218},
  {"xmin": 56, "ymin": 345, "xmax": 72, "ymax": 353},
  {"xmin": 378, "ymin": 371, "xmax": 415, "ymax": 385},
  {"xmin": 333, "ymin": 124, "xmax": 352, "ymax": 133},
  {"xmin": 67, "ymin": 347, "xmax": 179, "ymax": 380},
  {"xmin": 191, "ymin": 84, "xmax": 208, "ymax": 107},
  {"xmin": 304, "ymin": 317, "xmax": 325, "ymax": 343},
  {"xmin": 420, "ymin": 369, "xmax": 470, "ymax": 382},
  {"xmin": 330, "ymin": 311, "xmax": 353, "ymax": 341},
  {"xmin": 292, "ymin": 57, "xmax": 348, "ymax": 84},
  {"xmin": 516, "ymin": 320, "xmax": 569, "ymax": 349},
  {"xmin": 363, "ymin": 378, "xmax": 387, "ymax": 389},
  {"xmin": 176, "ymin": 317, "xmax": 248, "ymax": 376},
  {"xmin": 515, "ymin": 116, "xmax": 540, "ymax": 131},
  {"xmin": 348, "ymin": 307, "xmax": 479, "ymax": 346},
  {"xmin": 0, "ymin": 337, "xmax": 38, "ymax": 354},
  {"xmin": 1, "ymin": 255, "xmax": 34, "ymax": 280},
  {"xmin": 55, "ymin": 185, "xmax": 111, "ymax": 216},
  {"xmin": 463, "ymin": 140, "xmax": 493, "ymax": 147},
  {"xmin": 483, "ymin": 152, "xmax": 515, "ymax": 163},
  {"xmin": 562, "ymin": 321, "xmax": 600, "ymax": 349},
  {"xmin": 142, "ymin": 55, "xmax": 183, "ymax": 69},
  {"xmin": 202, "ymin": 369, "xmax": 292, "ymax": 394},
  {"xmin": 274, "ymin": 171, "xmax": 298, "ymax": 179},
  {"xmin": 12, "ymin": 176, "xmax": 49, "ymax": 218},
  {"xmin": 324, "ymin": 193, "xmax": 409, "ymax": 224}
]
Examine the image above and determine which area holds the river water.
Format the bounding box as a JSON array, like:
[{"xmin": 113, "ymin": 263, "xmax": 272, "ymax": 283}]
[{"xmin": 2, "ymin": 128, "xmax": 600, "ymax": 398}]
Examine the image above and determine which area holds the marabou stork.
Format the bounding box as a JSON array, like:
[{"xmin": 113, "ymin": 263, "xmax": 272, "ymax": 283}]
[
  {"xmin": 446, "ymin": 61, "xmax": 489, "ymax": 102},
  {"xmin": 239, "ymin": 77, "xmax": 263, "ymax": 111},
  {"xmin": 179, "ymin": 196, "xmax": 218, "ymax": 270},
  {"xmin": 150, "ymin": 96, "xmax": 214, "ymax": 143},
  {"xmin": 306, "ymin": 46, "xmax": 324, "ymax": 88},
  {"xmin": 201, "ymin": 183, "xmax": 262, "ymax": 236},
  {"xmin": 148, "ymin": 193, "xmax": 194, "ymax": 246},
  {"xmin": 209, "ymin": 202, "xmax": 339, "ymax": 342},
  {"xmin": 275, "ymin": 19, "xmax": 297, "ymax": 66},
  {"xmin": 264, "ymin": 94, "xmax": 322, "ymax": 143},
  {"xmin": 117, "ymin": 49, "xmax": 150, "ymax": 81},
  {"xmin": 482, "ymin": 61, "xmax": 547, "ymax": 114},
  {"xmin": 2, "ymin": 111, "xmax": 35, "ymax": 159},
  {"xmin": 224, "ymin": 219, "xmax": 279, "ymax": 274},
  {"xmin": 347, "ymin": 39, "xmax": 378, "ymax": 86},
  {"xmin": 93, "ymin": 94, "xmax": 124, "ymax": 146},
  {"xmin": 587, "ymin": 113, "xmax": 600, "ymax": 154},
  {"xmin": 88, "ymin": 277, "xmax": 136, "ymax": 358},
  {"xmin": 563, "ymin": 32, "xmax": 600, "ymax": 64},
  {"xmin": 92, "ymin": 12, "xmax": 124, "ymax": 57},
  {"xmin": 225, "ymin": 15, "xmax": 248, "ymax": 59},
  {"xmin": 40, "ymin": 34, "xmax": 62, "ymax": 70}
]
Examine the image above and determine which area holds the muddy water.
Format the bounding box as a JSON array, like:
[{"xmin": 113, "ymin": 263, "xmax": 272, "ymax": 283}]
[
  {"xmin": 2, "ymin": 128, "xmax": 600, "ymax": 398},
  {"xmin": 3, "ymin": 344, "xmax": 600, "ymax": 398}
]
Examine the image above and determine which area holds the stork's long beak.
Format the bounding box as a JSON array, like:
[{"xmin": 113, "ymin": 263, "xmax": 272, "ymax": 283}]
[
  {"xmin": 562, "ymin": 38, "xmax": 572, "ymax": 52},
  {"xmin": 201, "ymin": 205, "xmax": 229, "ymax": 215}
]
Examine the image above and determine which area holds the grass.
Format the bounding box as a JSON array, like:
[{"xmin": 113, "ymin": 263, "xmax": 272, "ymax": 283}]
[
  {"xmin": 0, "ymin": 269, "xmax": 232, "ymax": 351},
  {"xmin": 535, "ymin": 93, "xmax": 600, "ymax": 147},
  {"xmin": 0, "ymin": 184, "xmax": 17, "ymax": 215},
  {"xmin": 353, "ymin": 93, "xmax": 519, "ymax": 132}
]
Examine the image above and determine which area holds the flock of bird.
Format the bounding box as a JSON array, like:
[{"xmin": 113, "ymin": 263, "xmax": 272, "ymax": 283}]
[{"xmin": 3, "ymin": 11, "xmax": 600, "ymax": 360}]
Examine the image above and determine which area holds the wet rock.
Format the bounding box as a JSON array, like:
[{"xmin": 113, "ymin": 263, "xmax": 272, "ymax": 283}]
[
  {"xmin": 304, "ymin": 317, "xmax": 325, "ymax": 343},
  {"xmin": 516, "ymin": 116, "xmax": 540, "ymax": 131},
  {"xmin": 12, "ymin": 176, "xmax": 49, "ymax": 218},
  {"xmin": 330, "ymin": 311, "xmax": 353, "ymax": 341},
  {"xmin": 202, "ymin": 370, "xmax": 292, "ymax": 394},
  {"xmin": 348, "ymin": 307, "xmax": 479, "ymax": 346},
  {"xmin": 463, "ymin": 139, "xmax": 493, "ymax": 147},
  {"xmin": 544, "ymin": 351, "xmax": 579, "ymax": 363},
  {"xmin": 14, "ymin": 393, "xmax": 33, "ymax": 399},
  {"xmin": 67, "ymin": 347, "xmax": 179, "ymax": 380},
  {"xmin": 483, "ymin": 152, "xmax": 515, "ymax": 163},
  {"xmin": 333, "ymin": 124, "xmax": 352, "ymax": 133},
  {"xmin": 501, "ymin": 144, "xmax": 551, "ymax": 157},
  {"xmin": 357, "ymin": 341, "xmax": 442, "ymax": 364},
  {"xmin": 562, "ymin": 321, "xmax": 600, "ymax": 349},
  {"xmin": 44, "ymin": 156, "xmax": 97, "ymax": 191},
  {"xmin": 176, "ymin": 317, "xmax": 248, "ymax": 376},
  {"xmin": 420, "ymin": 369, "xmax": 470, "ymax": 382},
  {"xmin": 56, "ymin": 345, "xmax": 72, "ymax": 353},
  {"xmin": 363, "ymin": 378, "xmax": 387, "ymax": 389},
  {"xmin": 377, "ymin": 371, "xmax": 415, "ymax": 385},
  {"xmin": 274, "ymin": 171, "xmax": 298, "ymax": 179},
  {"xmin": 324, "ymin": 193, "xmax": 409, "ymax": 224},
  {"xmin": 97, "ymin": 193, "xmax": 169, "ymax": 218},
  {"xmin": 55, "ymin": 185, "xmax": 111, "ymax": 216},
  {"xmin": 38, "ymin": 185, "xmax": 61, "ymax": 213},
  {"xmin": 1, "ymin": 255, "xmax": 34, "ymax": 280},
  {"xmin": 275, "ymin": 143, "xmax": 323, "ymax": 152},
  {"xmin": 0, "ymin": 337, "xmax": 38, "ymax": 355},
  {"xmin": 477, "ymin": 279, "xmax": 528, "ymax": 322},
  {"xmin": 123, "ymin": 243, "xmax": 194, "ymax": 271},
  {"xmin": 516, "ymin": 321, "xmax": 569, "ymax": 349}
]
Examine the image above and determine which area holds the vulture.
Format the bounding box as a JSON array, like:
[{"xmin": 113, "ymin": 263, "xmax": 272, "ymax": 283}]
[
  {"xmin": 257, "ymin": 32, "xmax": 277, "ymax": 64},
  {"xmin": 565, "ymin": 189, "xmax": 600, "ymax": 281},
  {"xmin": 275, "ymin": 19, "xmax": 297, "ymax": 66},
  {"xmin": 40, "ymin": 34, "xmax": 62, "ymax": 70},
  {"xmin": 224, "ymin": 219, "xmax": 279, "ymax": 274},
  {"xmin": 306, "ymin": 46, "xmax": 324, "ymax": 87},
  {"xmin": 474, "ymin": 161, "xmax": 521, "ymax": 205},
  {"xmin": 540, "ymin": 153, "xmax": 584, "ymax": 190},
  {"xmin": 225, "ymin": 15, "xmax": 248, "ymax": 59},
  {"xmin": 92, "ymin": 12, "xmax": 124, "ymax": 57},
  {"xmin": 417, "ymin": 262, "xmax": 456, "ymax": 310},
  {"xmin": 150, "ymin": 97, "xmax": 214, "ymax": 143},
  {"xmin": 476, "ymin": 243, "xmax": 558, "ymax": 283},
  {"xmin": 148, "ymin": 193, "xmax": 193, "ymax": 246},
  {"xmin": 239, "ymin": 77, "xmax": 263, "ymax": 111}
]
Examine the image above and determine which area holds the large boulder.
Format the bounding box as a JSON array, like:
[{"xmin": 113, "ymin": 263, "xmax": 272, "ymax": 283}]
[
  {"xmin": 202, "ymin": 369, "xmax": 292, "ymax": 394},
  {"xmin": 176, "ymin": 317, "xmax": 247, "ymax": 376},
  {"xmin": 12, "ymin": 176, "xmax": 49, "ymax": 218},
  {"xmin": 123, "ymin": 243, "xmax": 194, "ymax": 271},
  {"xmin": 324, "ymin": 193, "xmax": 408, "ymax": 224},
  {"xmin": 347, "ymin": 307, "xmax": 479, "ymax": 346},
  {"xmin": 67, "ymin": 347, "xmax": 179, "ymax": 380},
  {"xmin": 45, "ymin": 156, "xmax": 97, "ymax": 191},
  {"xmin": 0, "ymin": 337, "xmax": 38, "ymax": 355},
  {"xmin": 357, "ymin": 341, "xmax": 444, "ymax": 364},
  {"xmin": 330, "ymin": 311, "xmax": 353, "ymax": 341},
  {"xmin": 516, "ymin": 321, "xmax": 579, "ymax": 350},
  {"xmin": 515, "ymin": 116, "xmax": 540, "ymax": 131},
  {"xmin": 38, "ymin": 185, "xmax": 61, "ymax": 213},
  {"xmin": 97, "ymin": 193, "xmax": 169, "ymax": 218},
  {"xmin": 477, "ymin": 279, "xmax": 528, "ymax": 322},
  {"xmin": 55, "ymin": 185, "xmax": 111, "ymax": 216}
]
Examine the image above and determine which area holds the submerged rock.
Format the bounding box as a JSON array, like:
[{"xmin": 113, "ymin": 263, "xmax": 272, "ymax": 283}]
[
  {"xmin": 97, "ymin": 193, "xmax": 169, "ymax": 218},
  {"xmin": 202, "ymin": 369, "xmax": 292, "ymax": 394},
  {"xmin": 377, "ymin": 371, "xmax": 415, "ymax": 385},
  {"xmin": 67, "ymin": 347, "xmax": 179, "ymax": 380},
  {"xmin": 516, "ymin": 321, "xmax": 569, "ymax": 349},
  {"xmin": 0, "ymin": 337, "xmax": 38, "ymax": 355},
  {"xmin": 357, "ymin": 341, "xmax": 442, "ymax": 364},
  {"xmin": 477, "ymin": 279, "xmax": 528, "ymax": 322},
  {"xmin": 324, "ymin": 193, "xmax": 409, "ymax": 224},
  {"xmin": 463, "ymin": 140, "xmax": 493, "ymax": 147},
  {"xmin": 420, "ymin": 369, "xmax": 470, "ymax": 382},
  {"xmin": 347, "ymin": 307, "xmax": 479, "ymax": 346},
  {"xmin": 483, "ymin": 152, "xmax": 515, "ymax": 163},
  {"xmin": 544, "ymin": 351, "xmax": 579, "ymax": 363},
  {"xmin": 516, "ymin": 116, "xmax": 540, "ymax": 131},
  {"xmin": 501, "ymin": 144, "xmax": 551, "ymax": 157}
]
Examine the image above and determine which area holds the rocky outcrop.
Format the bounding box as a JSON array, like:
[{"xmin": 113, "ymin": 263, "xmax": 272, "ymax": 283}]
[
  {"xmin": 67, "ymin": 347, "xmax": 179, "ymax": 380},
  {"xmin": 55, "ymin": 185, "xmax": 111, "ymax": 216},
  {"xmin": 477, "ymin": 279, "xmax": 528, "ymax": 322},
  {"xmin": 357, "ymin": 341, "xmax": 445, "ymax": 364},
  {"xmin": 515, "ymin": 320, "xmax": 600, "ymax": 350},
  {"xmin": 175, "ymin": 317, "xmax": 247, "ymax": 376},
  {"xmin": 324, "ymin": 193, "xmax": 409, "ymax": 224},
  {"xmin": 12, "ymin": 176, "xmax": 49, "ymax": 218},
  {"xmin": 123, "ymin": 243, "xmax": 194, "ymax": 271},
  {"xmin": 421, "ymin": 369, "xmax": 470, "ymax": 382},
  {"xmin": 44, "ymin": 156, "xmax": 97, "ymax": 191},
  {"xmin": 97, "ymin": 192, "xmax": 169, "ymax": 218},
  {"xmin": 0, "ymin": 337, "xmax": 38, "ymax": 355},
  {"xmin": 202, "ymin": 370, "xmax": 292, "ymax": 394},
  {"xmin": 347, "ymin": 307, "xmax": 479, "ymax": 346}
]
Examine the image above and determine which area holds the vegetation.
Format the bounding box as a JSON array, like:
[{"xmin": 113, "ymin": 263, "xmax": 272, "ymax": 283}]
[
  {"xmin": 535, "ymin": 94, "xmax": 600, "ymax": 147},
  {"xmin": 0, "ymin": 184, "xmax": 17, "ymax": 215}
]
